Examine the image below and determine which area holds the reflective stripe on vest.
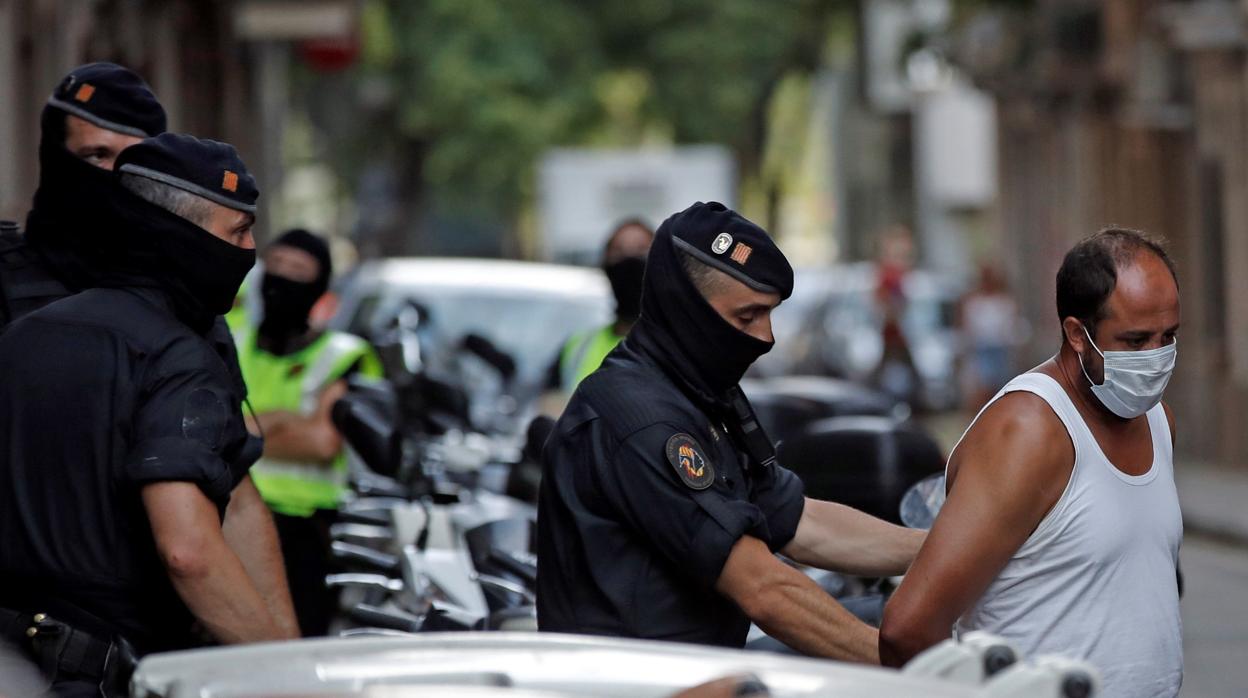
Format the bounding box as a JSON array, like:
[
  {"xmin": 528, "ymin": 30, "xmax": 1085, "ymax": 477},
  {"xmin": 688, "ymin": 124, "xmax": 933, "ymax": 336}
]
[{"xmin": 239, "ymin": 329, "xmax": 381, "ymax": 517}]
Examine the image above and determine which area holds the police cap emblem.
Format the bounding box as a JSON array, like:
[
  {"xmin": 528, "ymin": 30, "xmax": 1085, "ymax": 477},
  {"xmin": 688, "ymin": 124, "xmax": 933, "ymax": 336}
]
[
  {"xmin": 665, "ymin": 433, "xmax": 715, "ymax": 490},
  {"xmin": 711, "ymin": 232, "xmax": 733, "ymax": 255}
]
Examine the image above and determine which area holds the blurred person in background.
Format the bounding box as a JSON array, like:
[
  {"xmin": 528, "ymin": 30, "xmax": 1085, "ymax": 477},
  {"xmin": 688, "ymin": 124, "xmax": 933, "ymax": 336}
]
[
  {"xmin": 237, "ymin": 229, "xmax": 382, "ymax": 637},
  {"xmin": 959, "ymin": 262, "xmax": 1022, "ymax": 411},
  {"xmin": 225, "ymin": 277, "xmax": 254, "ymax": 335},
  {"xmin": 870, "ymin": 225, "xmax": 919, "ymax": 406},
  {"xmin": 880, "ymin": 229, "xmax": 1183, "ymax": 697},
  {"xmin": 538, "ymin": 202, "xmax": 923, "ymax": 662},
  {"xmin": 0, "ymin": 134, "xmax": 297, "ymax": 696},
  {"xmin": 0, "ymin": 62, "xmax": 164, "ymax": 326},
  {"xmin": 546, "ymin": 218, "xmax": 654, "ymax": 396}
]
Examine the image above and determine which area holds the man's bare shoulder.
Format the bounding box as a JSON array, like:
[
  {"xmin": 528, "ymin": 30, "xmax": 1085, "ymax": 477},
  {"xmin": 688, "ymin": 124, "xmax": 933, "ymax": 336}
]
[{"xmin": 950, "ymin": 386, "xmax": 1073, "ymax": 487}]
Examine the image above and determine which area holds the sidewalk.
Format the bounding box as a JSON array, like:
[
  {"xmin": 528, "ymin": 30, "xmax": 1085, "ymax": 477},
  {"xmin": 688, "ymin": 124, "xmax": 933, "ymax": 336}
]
[{"xmin": 1176, "ymin": 460, "xmax": 1248, "ymax": 545}]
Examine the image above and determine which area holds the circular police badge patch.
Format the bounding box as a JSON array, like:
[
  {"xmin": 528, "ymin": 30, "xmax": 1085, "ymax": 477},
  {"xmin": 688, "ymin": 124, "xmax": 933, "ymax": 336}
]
[
  {"xmin": 665, "ymin": 433, "xmax": 715, "ymax": 490},
  {"xmin": 711, "ymin": 232, "xmax": 733, "ymax": 255}
]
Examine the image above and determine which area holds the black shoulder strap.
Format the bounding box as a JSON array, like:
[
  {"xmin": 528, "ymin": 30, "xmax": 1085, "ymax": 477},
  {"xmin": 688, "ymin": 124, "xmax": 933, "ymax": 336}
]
[{"xmin": 725, "ymin": 386, "xmax": 777, "ymax": 472}]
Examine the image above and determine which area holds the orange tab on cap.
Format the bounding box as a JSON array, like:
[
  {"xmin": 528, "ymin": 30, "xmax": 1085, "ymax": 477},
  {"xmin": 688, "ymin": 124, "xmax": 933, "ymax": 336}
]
[
  {"xmin": 730, "ymin": 242, "xmax": 753, "ymax": 265},
  {"xmin": 222, "ymin": 170, "xmax": 239, "ymax": 192},
  {"xmin": 74, "ymin": 84, "xmax": 96, "ymax": 102}
]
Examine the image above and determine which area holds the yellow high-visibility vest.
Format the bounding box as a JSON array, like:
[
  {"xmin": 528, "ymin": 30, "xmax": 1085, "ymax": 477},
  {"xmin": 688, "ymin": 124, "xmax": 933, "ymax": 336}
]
[{"xmin": 238, "ymin": 329, "xmax": 382, "ymax": 517}]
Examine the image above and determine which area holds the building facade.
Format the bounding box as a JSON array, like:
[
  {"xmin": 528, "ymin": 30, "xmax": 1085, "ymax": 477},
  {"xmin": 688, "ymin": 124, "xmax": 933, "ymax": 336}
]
[{"xmin": 958, "ymin": 0, "xmax": 1248, "ymax": 466}]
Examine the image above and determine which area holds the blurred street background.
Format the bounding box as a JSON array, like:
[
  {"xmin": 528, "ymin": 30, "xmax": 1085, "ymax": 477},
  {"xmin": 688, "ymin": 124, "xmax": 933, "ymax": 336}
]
[{"xmin": 2, "ymin": 0, "xmax": 1248, "ymax": 693}]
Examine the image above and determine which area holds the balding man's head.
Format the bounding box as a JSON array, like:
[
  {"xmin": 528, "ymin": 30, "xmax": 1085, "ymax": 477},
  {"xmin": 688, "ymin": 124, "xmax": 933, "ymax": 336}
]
[{"xmin": 1057, "ymin": 228, "xmax": 1178, "ymax": 339}]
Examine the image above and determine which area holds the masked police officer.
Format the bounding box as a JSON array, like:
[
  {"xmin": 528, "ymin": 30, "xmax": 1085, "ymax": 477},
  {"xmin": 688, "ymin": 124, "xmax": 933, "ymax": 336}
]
[
  {"xmin": 0, "ymin": 62, "xmax": 255, "ymax": 452},
  {"xmin": 0, "ymin": 62, "xmax": 163, "ymax": 324},
  {"xmin": 236, "ymin": 229, "xmax": 382, "ymax": 637},
  {"xmin": 1, "ymin": 62, "xmax": 252, "ymax": 406},
  {"xmin": 537, "ymin": 202, "xmax": 925, "ymax": 662},
  {"xmin": 550, "ymin": 219, "xmax": 654, "ymax": 393},
  {"xmin": 0, "ymin": 134, "xmax": 296, "ymax": 696}
]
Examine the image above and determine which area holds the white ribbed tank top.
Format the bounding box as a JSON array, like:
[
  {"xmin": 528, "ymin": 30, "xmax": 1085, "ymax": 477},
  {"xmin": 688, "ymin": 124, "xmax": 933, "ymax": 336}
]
[{"xmin": 952, "ymin": 373, "xmax": 1183, "ymax": 698}]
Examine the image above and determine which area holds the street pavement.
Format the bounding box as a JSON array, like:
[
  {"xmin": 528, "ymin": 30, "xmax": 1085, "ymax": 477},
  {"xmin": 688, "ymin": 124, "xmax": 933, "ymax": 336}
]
[
  {"xmin": 1181, "ymin": 535, "xmax": 1248, "ymax": 697},
  {"xmin": 1175, "ymin": 463, "xmax": 1248, "ymax": 543}
]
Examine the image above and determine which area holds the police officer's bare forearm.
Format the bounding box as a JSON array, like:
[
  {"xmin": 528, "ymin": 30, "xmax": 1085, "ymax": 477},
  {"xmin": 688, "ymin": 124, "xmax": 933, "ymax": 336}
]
[
  {"xmin": 713, "ymin": 500, "xmax": 922, "ymax": 663},
  {"xmin": 783, "ymin": 498, "xmax": 924, "ymax": 578},
  {"xmin": 249, "ymin": 380, "xmax": 347, "ymax": 462},
  {"xmin": 717, "ymin": 536, "xmax": 880, "ymax": 662},
  {"xmin": 145, "ymin": 482, "xmax": 288, "ymax": 644},
  {"xmin": 222, "ymin": 476, "xmax": 299, "ymax": 638}
]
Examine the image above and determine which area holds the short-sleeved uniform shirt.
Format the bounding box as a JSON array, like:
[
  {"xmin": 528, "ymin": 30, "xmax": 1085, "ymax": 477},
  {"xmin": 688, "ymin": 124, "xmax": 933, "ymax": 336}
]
[
  {"xmin": 536, "ymin": 339, "xmax": 805, "ymax": 647},
  {"xmin": 0, "ymin": 287, "xmax": 261, "ymax": 654}
]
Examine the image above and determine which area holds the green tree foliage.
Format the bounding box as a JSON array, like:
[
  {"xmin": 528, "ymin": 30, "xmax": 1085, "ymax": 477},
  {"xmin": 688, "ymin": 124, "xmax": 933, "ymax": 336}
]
[{"xmin": 348, "ymin": 0, "xmax": 845, "ymax": 251}]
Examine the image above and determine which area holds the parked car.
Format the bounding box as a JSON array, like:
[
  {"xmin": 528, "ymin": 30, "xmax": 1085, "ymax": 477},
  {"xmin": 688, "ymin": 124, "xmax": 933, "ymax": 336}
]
[{"xmin": 131, "ymin": 632, "xmax": 996, "ymax": 697}]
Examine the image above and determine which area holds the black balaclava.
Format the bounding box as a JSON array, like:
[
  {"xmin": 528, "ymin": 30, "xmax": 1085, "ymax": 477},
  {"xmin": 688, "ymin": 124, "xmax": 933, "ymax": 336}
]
[
  {"xmin": 24, "ymin": 62, "xmax": 167, "ymax": 291},
  {"xmin": 604, "ymin": 256, "xmax": 646, "ymax": 324},
  {"xmin": 629, "ymin": 201, "xmax": 794, "ymax": 410},
  {"xmin": 259, "ymin": 229, "xmax": 332, "ymax": 346},
  {"xmin": 104, "ymin": 133, "xmax": 258, "ymax": 334}
]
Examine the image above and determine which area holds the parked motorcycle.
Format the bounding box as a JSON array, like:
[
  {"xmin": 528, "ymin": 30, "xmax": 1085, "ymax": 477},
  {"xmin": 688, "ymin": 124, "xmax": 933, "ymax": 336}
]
[{"xmin": 326, "ymin": 301, "xmax": 540, "ymax": 637}]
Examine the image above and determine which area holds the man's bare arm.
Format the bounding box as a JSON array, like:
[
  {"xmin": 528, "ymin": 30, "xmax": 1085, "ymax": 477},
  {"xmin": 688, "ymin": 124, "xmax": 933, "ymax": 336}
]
[
  {"xmin": 222, "ymin": 475, "xmax": 299, "ymax": 638},
  {"xmin": 252, "ymin": 380, "xmax": 347, "ymax": 462},
  {"xmin": 878, "ymin": 392, "xmax": 1072, "ymax": 666},
  {"xmin": 716, "ymin": 536, "xmax": 879, "ymax": 663},
  {"xmin": 143, "ymin": 481, "xmax": 286, "ymax": 644},
  {"xmin": 782, "ymin": 498, "xmax": 925, "ymax": 577}
]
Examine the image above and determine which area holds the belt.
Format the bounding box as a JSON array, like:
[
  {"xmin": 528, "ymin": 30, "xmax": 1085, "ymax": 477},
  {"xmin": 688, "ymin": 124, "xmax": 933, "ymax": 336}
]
[{"xmin": 0, "ymin": 607, "xmax": 136, "ymax": 690}]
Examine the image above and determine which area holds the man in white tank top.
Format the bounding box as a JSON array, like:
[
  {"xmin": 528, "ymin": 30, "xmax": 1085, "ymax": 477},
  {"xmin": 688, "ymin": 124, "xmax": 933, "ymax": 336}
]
[{"xmin": 879, "ymin": 229, "xmax": 1184, "ymax": 697}]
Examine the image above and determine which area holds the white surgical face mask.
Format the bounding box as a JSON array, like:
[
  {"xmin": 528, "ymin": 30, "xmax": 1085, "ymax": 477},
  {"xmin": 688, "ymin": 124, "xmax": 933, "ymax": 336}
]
[{"xmin": 1078, "ymin": 326, "xmax": 1176, "ymax": 419}]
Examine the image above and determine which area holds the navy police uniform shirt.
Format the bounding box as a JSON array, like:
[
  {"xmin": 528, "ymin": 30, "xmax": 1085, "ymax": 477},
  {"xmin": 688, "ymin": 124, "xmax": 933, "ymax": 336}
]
[
  {"xmin": 0, "ymin": 287, "xmax": 261, "ymax": 654},
  {"xmin": 0, "ymin": 230, "xmax": 71, "ymax": 325},
  {"xmin": 536, "ymin": 337, "xmax": 805, "ymax": 647}
]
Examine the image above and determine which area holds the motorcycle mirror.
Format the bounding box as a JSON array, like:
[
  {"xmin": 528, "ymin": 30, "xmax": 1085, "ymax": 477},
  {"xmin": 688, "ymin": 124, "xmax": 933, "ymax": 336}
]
[
  {"xmin": 331, "ymin": 384, "xmax": 402, "ymax": 477},
  {"xmin": 374, "ymin": 300, "xmax": 430, "ymax": 382},
  {"xmin": 396, "ymin": 303, "xmax": 425, "ymax": 374},
  {"xmin": 461, "ymin": 333, "xmax": 517, "ymax": 381},
  {"xmin": 899, "ymin": 472, "xmax": 946, "ymax": 530}
]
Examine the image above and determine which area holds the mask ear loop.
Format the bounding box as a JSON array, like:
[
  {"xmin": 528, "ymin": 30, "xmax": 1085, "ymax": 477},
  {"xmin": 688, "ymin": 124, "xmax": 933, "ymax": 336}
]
[{"xmin": 1078, "ymin": 324, "xmax": 1105, "ymax": 387}]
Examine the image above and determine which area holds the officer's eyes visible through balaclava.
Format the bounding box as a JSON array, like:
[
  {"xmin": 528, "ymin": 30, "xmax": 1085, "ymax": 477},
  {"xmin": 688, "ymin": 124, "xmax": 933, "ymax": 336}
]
[{"xmin": 63, "ymin": 115, "xmax": 142, "ymax": 170}]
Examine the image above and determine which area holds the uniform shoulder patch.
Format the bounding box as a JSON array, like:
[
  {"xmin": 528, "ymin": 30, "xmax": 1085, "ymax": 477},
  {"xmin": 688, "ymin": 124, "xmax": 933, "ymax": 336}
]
[
  {"xmin": 183, "ymin": 388, "xmax": 227, "ymax": 451},
  {"xmin": 665, "ymin": 433, "xmax": 715, "ymax": 490}
]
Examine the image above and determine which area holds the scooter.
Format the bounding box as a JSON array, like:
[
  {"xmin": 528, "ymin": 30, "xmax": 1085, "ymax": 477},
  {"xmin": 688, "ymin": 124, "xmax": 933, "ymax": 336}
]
[{"xmin": 326, "ymin": 302, "xmax": 540, "ymax": 636}]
